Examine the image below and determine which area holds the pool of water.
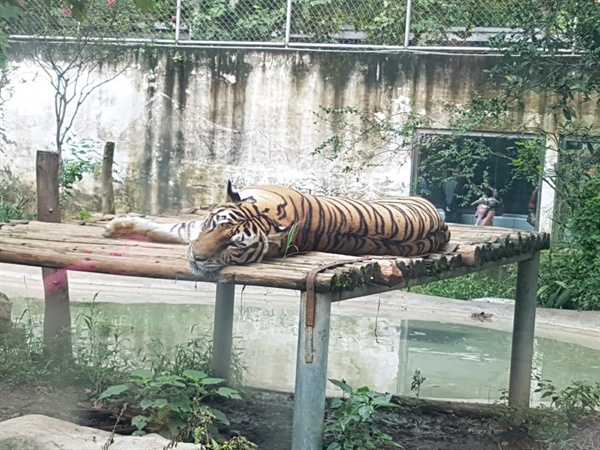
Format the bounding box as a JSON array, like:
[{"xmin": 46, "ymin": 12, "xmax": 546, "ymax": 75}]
[{"xmin": 11, "ymin": 299, "xmax": 600, "ymax": 402}]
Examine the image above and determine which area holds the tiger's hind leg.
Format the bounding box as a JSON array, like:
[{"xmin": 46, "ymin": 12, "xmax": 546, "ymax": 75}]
[{"xmin": 102, "ymin": 216, "xmax": 205, "ymax": 244}]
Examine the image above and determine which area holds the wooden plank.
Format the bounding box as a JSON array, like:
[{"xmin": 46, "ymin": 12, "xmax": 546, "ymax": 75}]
[{"xmin": 1, "ymin": 218, "xmax": 551, "ymax": 294}]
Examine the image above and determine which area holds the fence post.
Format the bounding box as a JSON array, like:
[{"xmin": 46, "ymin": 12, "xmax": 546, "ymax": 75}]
[
  {"xmin": 284, "ymin": 0, "xmax": 293, "ymax": 47},
  {"xmin": 175, "ymin": 0, "xmax": 182, "ymax": 43},
  {"xmin": 101, "ymin": 141, "xmax": 115, "ymax": 215},
  {"xmin": 36, "ymin": 150, "xmax": 72, "ymax": 362},
  {"xmin": 404, "ymin": 0, "xmax": 413, "ymax": 47}
]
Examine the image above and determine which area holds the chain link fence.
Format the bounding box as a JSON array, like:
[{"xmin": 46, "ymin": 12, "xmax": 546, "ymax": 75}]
[{"xmin": 4, "ymin": 0, "xmax": 550, "ymax": 48}]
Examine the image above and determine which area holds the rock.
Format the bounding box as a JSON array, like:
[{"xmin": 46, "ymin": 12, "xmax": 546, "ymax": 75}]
[
  {"xmin": 0, "ymin": 292, "xmax": 13, "ymax": 334},
  {"xmin": 0, "ymin": 414, "xmax": 201, "ymax": 450}
]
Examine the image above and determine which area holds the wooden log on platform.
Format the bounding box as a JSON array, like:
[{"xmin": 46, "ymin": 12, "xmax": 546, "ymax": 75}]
[{"xmin": 440, "ymin": 243, "xmax": 482, "ymax": 266}]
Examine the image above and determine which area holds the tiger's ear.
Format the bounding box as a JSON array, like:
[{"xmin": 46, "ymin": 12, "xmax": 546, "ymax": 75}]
[
  {"xmin": 227, "ymin": 180, "xmax": 256, "ymax": 203},
  {"xmin": 227, "ymin": 180, "xmax": 241, "ymax": 202}
]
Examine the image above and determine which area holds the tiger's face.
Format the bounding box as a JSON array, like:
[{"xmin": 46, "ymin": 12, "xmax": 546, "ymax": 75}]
[{"xmin": 187, "ymin": 203, "xmax": 288, "ymax": 275}]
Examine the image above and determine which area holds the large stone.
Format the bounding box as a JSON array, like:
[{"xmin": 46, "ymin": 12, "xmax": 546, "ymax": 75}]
[{"xmin": 0, "ymin": 414, "xmax": 201, "ymax": 450}]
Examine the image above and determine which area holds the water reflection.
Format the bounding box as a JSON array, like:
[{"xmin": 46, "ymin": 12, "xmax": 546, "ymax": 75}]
[{"xmin": 11, "ymin": 300, "xmax": 600, "ymax": 402}]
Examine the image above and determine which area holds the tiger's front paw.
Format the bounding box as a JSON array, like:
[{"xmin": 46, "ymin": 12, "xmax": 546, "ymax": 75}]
[{"xmin": 102, "ymin": 216, "xmax": 150, "ymax": 239}]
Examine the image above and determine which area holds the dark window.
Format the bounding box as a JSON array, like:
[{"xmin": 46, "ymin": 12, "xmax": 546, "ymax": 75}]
[{"xmin": 413, "ymin": 132, "xmax": 538, "ymax": 215}]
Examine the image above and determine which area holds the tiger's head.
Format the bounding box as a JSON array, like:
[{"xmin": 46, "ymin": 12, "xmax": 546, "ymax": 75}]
[{"xmin": 187, "ymin": 182, "xmax": 289, "ymax": 275}]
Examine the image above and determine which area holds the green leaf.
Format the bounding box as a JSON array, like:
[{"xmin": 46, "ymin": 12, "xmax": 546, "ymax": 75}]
[
  {"xmin": 140, "ymin": 398, "xmax": 169, "ymax": 410},
  {"xmin": 170, "ymin": 396, "xmax": 192, "ymax": 410},
  {"xmin": 182, "ymin": 369, "xmax": 207, "ymax": 380},
  {"xmin": 131, "ymin": 415, "xmax": 150, "ymax": 431},
  {"xmin": 209, "ymin": 407, "xmax": 230, "ymax": 425},
  {"xmin": 216, "ymin": 387, "xmax": 242, "ymax": 399},
  {"xmin": 328, "ymin": 379, "xmax": 353, "ymax": 394},
  {"xmin": 201, "ymin": 377, "xmax": 225, "ymax": 385},
  {"xmin": 130, "ymin": 369, "xmax": 154, "ymax": 379},
  {"xmin": 329, "ymin": 398, "xmax": 343, "ymax": 409},
  {"xmin": 358, "ymin": 404, "xmax": 372, "ymax": 420},
  {"xmin": 98, "ymin": 384, "xmax": 129, "ymax": 400}
]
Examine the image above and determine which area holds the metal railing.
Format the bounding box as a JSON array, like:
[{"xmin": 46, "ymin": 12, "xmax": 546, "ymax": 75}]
[{"xmin": 4, "ymin": 0, "xmax": 550, "ymax": 50}]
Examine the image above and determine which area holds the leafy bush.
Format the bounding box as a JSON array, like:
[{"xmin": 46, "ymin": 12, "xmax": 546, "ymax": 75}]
[
  {"xmin": 98, "ymin": 369, "xmax": 241, "ymax": 441},
  {"xmin": 538, "ymin": 175, "xmax": 600, "ymax": 311},
  {"xmin": 0, "ymin": 177, "xmax": 36, "ymax": 222},
  {"xmin": 499, "ymin": 378, "xmax": 600, "ymax": 445},
  {"xmin": 325, "ymin": 379, "xmax": 402, "ymax": 450}
]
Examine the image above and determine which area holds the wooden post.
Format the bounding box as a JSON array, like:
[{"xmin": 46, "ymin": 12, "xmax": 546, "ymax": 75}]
[
  {"xmin": 101, "ymin": 141, "xmax": 115, "ymax": 215},
  {"xmin": 36, "ymin": 151, "xmax": 72, "ymax": 361}
]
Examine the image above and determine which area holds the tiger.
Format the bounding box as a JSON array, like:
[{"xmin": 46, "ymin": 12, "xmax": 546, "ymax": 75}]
[{"xmin": 102, "ymin": 181, "xmax": 451, "ymax": 276}]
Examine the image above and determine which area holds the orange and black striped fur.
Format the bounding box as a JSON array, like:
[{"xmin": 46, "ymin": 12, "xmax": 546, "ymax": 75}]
[{"xmin": 103, "ymin": 182, "xmax": 450, "ymax": 275}]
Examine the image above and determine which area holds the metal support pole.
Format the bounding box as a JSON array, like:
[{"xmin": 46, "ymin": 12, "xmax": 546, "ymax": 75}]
[
  {"xmin": 404, "ymin": 0, "xmax": 413, "ymax": 47},
  {"xmin": 211, "ymin": 283, "xmax": 235, "ymax": 380},
  {"xmin": 284, "ymin": 0, "xmax": 293, "ymax": 47},
  {"xmin": 175, "ymin": 0, "xmax": 182, "ymax": 44},
  {"xmin": 291, "ymin": 292, "xmax": 332, "ymax": 450},
  {"xmin": 508, "ymin": 252, "xmax": 540, "ymax": 408}
]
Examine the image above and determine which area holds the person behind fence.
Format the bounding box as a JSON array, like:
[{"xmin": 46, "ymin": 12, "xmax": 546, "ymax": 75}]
[
  {"xmin": 527, "ymin": 188, "xmax": 538, "ymax": 227},
  {"xmin": 471, "ymin": 187, "xmax": 499, "ymax": 226},
  {"xmin": 442, "ymin": 173, "xmax": 464, "ymax": 223}
]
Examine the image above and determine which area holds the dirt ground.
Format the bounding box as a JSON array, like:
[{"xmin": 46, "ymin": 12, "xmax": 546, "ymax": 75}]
[{"xmin": 2, "ymin": 382, "xmax": 598, "ymax": 450}]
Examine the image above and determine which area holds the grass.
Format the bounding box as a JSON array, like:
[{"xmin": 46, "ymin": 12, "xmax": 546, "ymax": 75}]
[
  {"xmin": 409, "ymin": 265, "xmax": 517, "ymax": 300},
  {"xmin": 0, "ymin": 297, "xmax": 245, "ymax": 395}
]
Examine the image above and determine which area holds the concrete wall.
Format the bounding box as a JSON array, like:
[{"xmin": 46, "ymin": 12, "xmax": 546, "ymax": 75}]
[{"xmin": 2, "ymin": 44, "xmax": 597, "ymax": 230}]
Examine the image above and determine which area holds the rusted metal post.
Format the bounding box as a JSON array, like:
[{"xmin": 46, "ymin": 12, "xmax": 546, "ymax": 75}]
[
  {"xmin": 211, "ymin": 283, "xmax": 236, "ymax": 380},
  {"xmin": 508, "ymin": 252, "xmax": 540, "ymax": 408},
  {"xmin": 36, "ymin": 150, "xmax": 72, "ymax": 361},
  {"xmin": 292, "ymin": 291, "xmax": 332, "ymax": 450},
  {"xmin": 101, "ymin": 141, "xmax": 115, "ymax": 215}
]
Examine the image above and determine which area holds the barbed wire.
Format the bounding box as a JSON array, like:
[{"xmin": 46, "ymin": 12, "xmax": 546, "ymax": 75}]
[{"xmin": 3, "ymin": 0, "xmax": 552, "ymax": 48}]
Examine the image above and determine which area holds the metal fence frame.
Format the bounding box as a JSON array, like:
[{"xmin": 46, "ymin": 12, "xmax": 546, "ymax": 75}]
[{"xmin": 7, "ymin": 0, "xmax": 532, "ymax": 53}]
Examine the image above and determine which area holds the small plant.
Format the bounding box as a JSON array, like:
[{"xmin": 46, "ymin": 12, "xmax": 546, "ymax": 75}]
[
  {"xmin": 60, "ymin": 138, "xmax": 102, "ymax": 200},
  {"xmin": 71, "ymin": 295, "xmax": 135, "ymax": 395},
  {"xmin": 325, "ymin": 379, "xmax": 402, "ymax": 450},
  {"xmin": 79, "ymin": 207, "xmax": 92, "ymax": 220},
  {"xmin": 142, "ymin": 332, "xmax": 246, "ymax": 386},
  {"xmin": 497, "ymin": 379, "xmax": 600, "ymax": 446},
  {"xmin": 0, "ymin": 308, "xmax": 49, "ymax": 385},
  {"xmin": 535, "ymin": 378, "xmax": 600, "ymax": 428},
  {"xmin": 193, "ymin": 409, "xmax": 257, "ymax": 450},
  {"xmin": 410, "ymin": 369, "xmax": 426, "ymax": 398},
  {"xmin": 0, "ymin": 177, "xmax": 36, "ymax": 222},
  {"xmin": 98, "ymin": 368, "xmax": 241, "ymax": 441},
  {"xmin": 282, "ymin": 222, "xmax": 300, "ymax": 259}
]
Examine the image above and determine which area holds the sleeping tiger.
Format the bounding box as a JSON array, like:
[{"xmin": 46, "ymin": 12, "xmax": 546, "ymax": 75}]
[{"xmin": 102, "ymin": 182, "xmax": 450, "ymax": 275}]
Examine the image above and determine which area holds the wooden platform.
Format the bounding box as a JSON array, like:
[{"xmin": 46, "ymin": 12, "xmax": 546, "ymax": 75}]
[
  {"xmin": 0, "ymin": 217, "xmax": 550, "ymax": 450},
  {"xmin": 0, "ymin": 219, "xmax": 550, "ymax": 297}
]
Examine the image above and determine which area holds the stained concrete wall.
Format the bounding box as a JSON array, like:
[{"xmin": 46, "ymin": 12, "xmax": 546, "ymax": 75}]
[{"xmin": 2, "ymin": 44, "xmax": 597, "ymax": 230}]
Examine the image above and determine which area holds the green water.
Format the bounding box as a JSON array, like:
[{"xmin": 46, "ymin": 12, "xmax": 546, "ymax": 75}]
[{"xmin": 11, "ymin": 299, "xmax": 600, "ymax": 402}]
